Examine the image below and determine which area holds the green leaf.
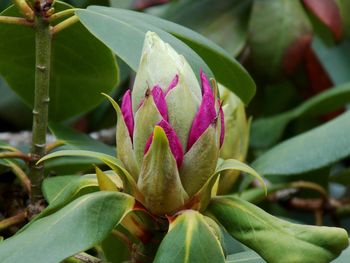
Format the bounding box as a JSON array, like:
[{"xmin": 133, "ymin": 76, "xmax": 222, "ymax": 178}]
[
  {"xmin": 0, "ymin": 192, "xmax": 135, "ymax": 263},
  {"xmin": 39, "ymin": 150, "xmax": 142, "ymax": 199},
  {"xmin": 49, "ymin": 122, "xmax": 115, "ymax": 155},
  {"xmin": 100, "ymin": 233, "xmax": 130, "ymax": 263},
  {"xmin": 251, "ymin": 82, "xmax": 350, "ymax": 148},
  {"xmin": 226, "ymin": 250, "xmax": 265, "ymax": 263},
  {"xmin": 42, "ymin": 174, "xmax": 98, "ymax": 205},
  {"xmin": 252, "ymin": 112, "xmax": 350, "ymax": 179},
  {"xmin": 248, "ymin": 0, "xmax": 312, "ymax": 76},
  {"xmin": 75, "ymin": 6, "xmax": 255, "ymax": 104},
  {"xmin": 313, "ymin": 38, "xmax": 350, "ymax": 85},
  {"xmin": 0, "ymin": 77, "xmax": 32, "ymax": 129},
  {"xmin": 154, "ymin": 210, "xmax": 225, "ymax": 263},
  {"xmin": 161, "ymin": 0, "xmax": 251, "ymax": 57},
  {"xmin": 207, "ymin": 196, "xmax": 349, "ymax": 263},
  {"xmin": 192, "ymin": 159, "xmax": 265, "ymax": 211},
  {"xmin": 95, "ymin": 166, "xmax": 120, "ymax": 191},
  {"xmin": 0, "ymin": 2, "xmax": 118, "ymax": 121},
  {"xmin": 333, "ymin": 240, "xmax": 350, "ymax": 263}
]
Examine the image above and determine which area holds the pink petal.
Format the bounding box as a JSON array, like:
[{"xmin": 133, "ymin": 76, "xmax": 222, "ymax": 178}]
[
  {"xmin": 166, "ymin": 74, "xmax": 179, "ymax": 94},
  {"xmin": 121, "ymin": 90, "xmax": 134, "ymax": 140},
  {"xmin": 187, "ymin": 70, "xmax": 216, "ymax": 150},
  {"xmin": 219, "ymin": 101, "xmax": 225, "ymax": 147},
  {"xmin": 144, "ymin": 120, "xmax": 184, "ymax": 167},
  {"xmin": 152, "ymin": 85, "xmax": 168, "ymax": 121}
]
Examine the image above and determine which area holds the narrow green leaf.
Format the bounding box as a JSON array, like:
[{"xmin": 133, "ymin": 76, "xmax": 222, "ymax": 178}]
[
  {"xmin": 0, "ymin": 192, "xmax": 135, "ymax": 263},
  {"xmin": 313, "ymin": 38, "xmax": 350, "ymax": 85},
  {"xmin": 253, "ymin": 112, "xmax": 350, "ymax": 179},
  {"xmin": 95, "ymin": 166, "xmax": 120, "ymax": 191},
  {"xmin": 162, "ymin": 0, "xmax": 251, "ymax": 57},
  {"xmin": 251, "ymin": 82, "xmax": 350, "ymax": 148},
  {"xmin": 0, "ymin": 2, "xmax": 119, "ymax": 121},
  {"xmin": 100, "ymin": 233, "xmax": 130, "ymax": 263},
  {"xmin": 39, "ymin": 150, "xmax": 141, "ymax": 199},
  {"xmin": 192, "ymin": 159, "xmax": 265, "ymax": 211},
  {"xmin": 207, "ymin": 196, "xmax": 349, "ymax": 263},
  {"xmin": 76, "ymin": 6, "xmax": 256, "ymax": 104},
  {"xmin": 154, "ymin": 210, "xmax": 225, "ymax": 263},
  {"xmin": 332, "ymin": 240, "xmax": 350, "ymax": 263},
  {"xmin": 49, "ymin": 122, "xmax": 115, "ymax": 155},
  {"xmin": 42, "ymin": 175, "xmax": 96, "ymax": 204},
  {"xmin": 226, "ymin": 250, "xmax": 265, "ymax": 263}
]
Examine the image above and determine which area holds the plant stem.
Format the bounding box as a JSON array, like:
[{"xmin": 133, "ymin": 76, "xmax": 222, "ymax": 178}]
[
  {"xmin": 48, "ymin": 9, "xmax": 75, "ymax": 22},
  {"xmin": 0, "ymin": 16, "xmax": 33, "ymax": 26},
  {"xmin": 29, "ymin": 15, "xmax": 52, "ymax": 202},
  {"xmin": 0, "ymin": 211, "xmax": 27, "ymax": 231},
  {"xmin": 51, "ymin": 15, "xmax": 79, "ymax": 35}
]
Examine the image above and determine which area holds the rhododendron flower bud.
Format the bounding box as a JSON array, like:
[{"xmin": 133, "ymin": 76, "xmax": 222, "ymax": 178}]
[
  {"xmin": 218, "ymin": 85, "xmax": 250, "ymax": 195},
  {"xmin": 116, "ymin": 32, "xmax": 224, "ymax": 215}
]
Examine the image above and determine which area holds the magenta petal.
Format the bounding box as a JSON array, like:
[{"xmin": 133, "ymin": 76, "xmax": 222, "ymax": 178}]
[
  {"xmin": 121, "ymin": 90, "xmax": 134, "ymax": 140},
  {"xmin": 166, "ymin": 74, "xmax": 179, "ymax": 94},
  {"xmin": 187, "ymin": 70, "xmax": 216, "ymax": 150},
  {"xmin": 144, "ymin": 120, "xmax": 184, "ymax": 167},
  {"xmin": 219, "ymin": 102, "xmax": 225, "ymax": 147},
  {"xmin": 152, "ymin": 85, "xmax": 168, "ymax": 121}
]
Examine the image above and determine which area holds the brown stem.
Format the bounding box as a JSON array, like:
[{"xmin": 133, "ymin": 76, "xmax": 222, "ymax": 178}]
[
  {"xmin": 0, "ymin": 16, "xmax": 33, "ymax": 26},
  {"xmin": 0, "ymin": 211, "xmax": 27, "ymax": 232},
  {"xmin": 0, "ymin": 151, "xmax": 31, "ymax": 162}
]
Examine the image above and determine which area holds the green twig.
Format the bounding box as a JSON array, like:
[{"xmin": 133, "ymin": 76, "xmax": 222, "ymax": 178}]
[
  {"xmin": 0, "ymin": 15, "xmax": 33, "ymax": 26},
  {"xmin": 13, "ymin": 0, "xmax": 34, "ymax": 20},
  {"xmin": 5, "ymin": 160, "xmax": 31, "ymax": 194},
  {"xmin": 0, "ymin": 151, "xmax": 30, "ymax": 161},
  {"xmin": 51, "ymin": 15, "xmax": 79, "ymax": 35},
  {"xmin": 29, "ymin": 14, "xmax": 52, "ymax": 202},
  {"xmin": 0, "ymin": 211, "xmax": 27, "ymax": 232},
  {"xmin": 48, "ymin": 8, "xmax": 75, "ymax": 22}
]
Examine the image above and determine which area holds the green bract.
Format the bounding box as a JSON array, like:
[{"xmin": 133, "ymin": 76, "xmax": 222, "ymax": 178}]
[{"xmin": 218, "ymin": 85, "xmax": 250, "ymax": 194}]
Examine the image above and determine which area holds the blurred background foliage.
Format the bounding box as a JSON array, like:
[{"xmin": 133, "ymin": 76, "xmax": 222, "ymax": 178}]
[{"xmin": 1, "ymin": 0, "xmax": 350, "ymax": 242}]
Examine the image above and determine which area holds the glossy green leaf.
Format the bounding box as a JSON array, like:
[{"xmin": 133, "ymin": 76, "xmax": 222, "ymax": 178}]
[
  {"xmin": 0, "ymin": 0, "xmax": 10, "ymax": 11},
  {"xmin": 207, "ymin": 196, "xmax": 349, "ymax": 263},
  {"xmin": 95, "ymin": 166, "xmax": 120, "ymax": 191},
  {"xmin": 0, "ymin": 192, "xmax": 135, "ymax": 263},
  {"xmin": 39, "ymin": 150, "xmax": 142, "ymax": 199},
  {"xmin": 226, "ymin": 250, "xmax": 265, "ymax": 263},
  {"xmin": 49, "ymin": 122, "xmax": 115, "ymax": 155},
  {"xmin": 0, "ymin": 2, "xmax": 118, "ymax": 121},
  {"xmin": 161, "ymin": 0, "xmax": 251, "ymax": 57},
  {"xmin": 337, "ymin": 0, "xmax": 350, "ymax": 37},
  {"xmin": 100, "ymin": 233, "xmax": 130, "ymax": 263},
  {"xmin": 154, "ymin": 210, "xmax": 225, "ymax": 263},
  {"xmin": 193, "ymin": 159, "xmax": 265, "ymax": 211},
  {"xmin": 248, "ymin": 0, "xmax": 312, "ymax": 76},
  {"xmin": 0, "ymin": 77, "xmax": 32, "ymax": 129},
  {"xmin": 43, "ymin": 174, "xmax": 97, "ymax": 205},
  {"xmin": 251, "ymin": 82, "xmax": 350, "ymax": 148},
  {"xmin": 313, "ymin": 38, "xmax": 350, "ymax": 85},
  {"xmin": 76, "ymin": 6, "xmax": 255, "ymax": 104},
  {"xmin": 333, "ymin": 240, "xmax": 350, "ymax": 263},
  {"xmin": 252, "ymin": 111, "xmax": 350, "ymax": 179}
]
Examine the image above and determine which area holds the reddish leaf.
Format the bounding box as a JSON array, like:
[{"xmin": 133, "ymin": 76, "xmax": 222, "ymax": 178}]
[
  {"xmin": 132, "ymin": 0, "xmax": 170, "ymax": 10},
  {"xmin": 283, "ymin": 33, "xmax": 313, "ymax": 74},
  {"xmin": 303, "ymin": 0, "xmax": 343, "ymax": 40}
]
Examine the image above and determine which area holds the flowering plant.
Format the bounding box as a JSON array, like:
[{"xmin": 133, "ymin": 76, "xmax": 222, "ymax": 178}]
[{"xmin": 36, "ymin": 32, "xmax": 348, "ymax": 263}]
